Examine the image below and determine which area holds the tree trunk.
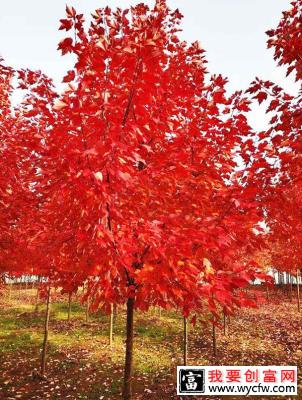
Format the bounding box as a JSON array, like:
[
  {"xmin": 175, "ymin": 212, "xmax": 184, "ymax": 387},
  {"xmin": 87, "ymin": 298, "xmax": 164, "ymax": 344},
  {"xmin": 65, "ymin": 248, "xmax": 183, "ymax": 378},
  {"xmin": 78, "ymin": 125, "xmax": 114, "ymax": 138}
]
[
  {"xmin": 113, "ymin": 304, "xmax": 118, "ymax": 324},
  {"xmin": 266, "ymin": 286, "xmax": 270, "ymax": 302},
  {"xmin": 286, "ymin": 272, "xmax": 290, "ymax": 298},
  {"xmin": 34, "ymin": 286, "xmax": 40, "ymax": 313},
  {"xmin": 290, "ymin": 275, "xmax": 293, "ymax": 302},
  {"xmin": 41, "ymin": 285, "xmax": 51, "ymax": 376},
  {"xmin": 86, "ymin": 296, "xmax": 90, "ymax": 323},
  {"xmin": 123, "ymin": 297, "xmax": 135, "ymax": 400},
  {"xmin": 183, "ymin": 317, "xmax": 188, "ymax": 365},
  {"xmin": 297, "ymin": 270, "xmax": 301, "ymax": 313},
  {"xmin": 8, "ymin": 283, "xmax": 12, "ymax": 302},
  {"xmin": 212, "ymin": 321, "xmax": 217, "ymax": 356},
  {"xmin": 35, "ymin": 277, "xmax": 43, "ymax": 313},
  {"xmin": 67, "ymin": 292, "xmax": 72, "ymax": 321},
  {"xmin": 109, "ymin": 304, "xmax": 114, "ymax": 346}
]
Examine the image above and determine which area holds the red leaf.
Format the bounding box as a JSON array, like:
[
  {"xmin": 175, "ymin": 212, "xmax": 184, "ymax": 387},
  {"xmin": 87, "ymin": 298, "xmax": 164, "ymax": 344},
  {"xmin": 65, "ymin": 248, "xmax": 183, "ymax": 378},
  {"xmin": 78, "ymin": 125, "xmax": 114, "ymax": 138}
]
[
  {"xmin": 62, "ymin": 70, "xmax": 75, "ymax": 83},
  {"xmin": 59, "ymin": 19, "xmax": 73, "ymax": 31},
  {"xmin": 57, "ymin": 38, "xmax": 73, "ymax": 55},
  {"xmin": 255, "ymin": 91, "xmax": 268, "ymax": 104},
  {"xmin": 66, "ymin": 5, "xmax": 76, "ymax": 18}
]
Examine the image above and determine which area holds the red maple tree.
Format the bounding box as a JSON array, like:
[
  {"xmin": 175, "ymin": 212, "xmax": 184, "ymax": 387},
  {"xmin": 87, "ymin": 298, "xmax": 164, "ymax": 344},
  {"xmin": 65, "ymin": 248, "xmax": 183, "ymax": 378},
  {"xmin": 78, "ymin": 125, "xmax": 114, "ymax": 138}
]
[{"xmin": 0, "ymin": 2, "xmax": 272, "ymax": 399}]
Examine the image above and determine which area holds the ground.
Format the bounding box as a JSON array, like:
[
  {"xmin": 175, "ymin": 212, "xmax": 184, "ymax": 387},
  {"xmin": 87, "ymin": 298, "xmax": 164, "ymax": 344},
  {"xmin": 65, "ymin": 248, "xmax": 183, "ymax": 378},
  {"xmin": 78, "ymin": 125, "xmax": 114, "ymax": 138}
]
[{"xmin": 0, "ymin": 287, "xmax": 301, "ymax": 400}]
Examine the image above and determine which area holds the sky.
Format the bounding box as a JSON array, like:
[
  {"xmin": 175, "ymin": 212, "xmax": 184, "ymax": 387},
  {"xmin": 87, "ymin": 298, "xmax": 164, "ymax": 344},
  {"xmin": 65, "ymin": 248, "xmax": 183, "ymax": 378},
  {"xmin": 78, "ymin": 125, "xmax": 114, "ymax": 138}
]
[{"xmin": 0, "ymin": 0, "xmax": 299, "ymax": 130}]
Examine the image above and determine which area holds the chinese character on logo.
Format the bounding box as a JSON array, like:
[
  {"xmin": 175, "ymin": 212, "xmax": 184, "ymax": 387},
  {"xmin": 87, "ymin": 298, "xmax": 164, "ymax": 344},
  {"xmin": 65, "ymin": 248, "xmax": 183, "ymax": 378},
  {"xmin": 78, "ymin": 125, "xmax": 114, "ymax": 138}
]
[
  {"xmin": 208, "ymin": 369, "xmax": 223, "ymax": 383},
  {"xmin": 226, "ymin": 369, "xmax": 241, "ymax": 383},
  {"xmin": 281, "ymin": 370, "xmax": 295, "ymax": 383},
  {"xmin": 263, "ymin": 369, "xmax": 277, "ymax": 383},
  {"xmin": 244, "ymin": 369, "xmax": 259, "ymax": 383},
  {"xmin": 183, "ymin": 371, "xmax": 201, "ymax": 390}
]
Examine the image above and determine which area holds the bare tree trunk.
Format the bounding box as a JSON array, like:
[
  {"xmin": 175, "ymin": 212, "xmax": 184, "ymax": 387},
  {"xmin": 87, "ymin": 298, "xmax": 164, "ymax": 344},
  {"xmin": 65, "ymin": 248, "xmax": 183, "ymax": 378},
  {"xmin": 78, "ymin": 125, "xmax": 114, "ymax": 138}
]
[
  {"xmin": 212, "ymin": 321, "xmax": 217, "ymax": 356},
  {"xmin": 113, "ymin": 304, "xmax": 117, "ymax": 324},
  {"xmin": 86, "ymin": 296, "xmax": 90, "ymax": 323},
  {"xmin": 266, "ymin": 286, "xmax": 270, "ymax": 302},
  {"xmin": 8, "ymin": 283, "xmax": 12, "ymax": 302},
  {"xmin": 35, "ymin": 278, "xmax": 41, "ymax": 313},
  {"xmin": 67, "ymin": 292, "xmax": 72, "ymax": 321},
  {"xmin": 41, "ymin": 285, "xmax": 51, "ymax": 376},
  {"xmin": 109, "ymin": 304, "xmax": 114, "ymax": 346},
  {"xmin": 282, "ymin": 272, "xmax": 286, "ymax": 293},
  {"xmin": 123, "ymin": 297, "xmax": 135, "ymax": 400},
  {"xmin": 286, "ymin": 272, "xmax": 290, "ymax": 298},
  {"xmin": 34, "ymin": 287, "xmax": 40, "ymax": 313},
  {"xmin": 297, "ymin": 270, "xmax": 301, "ymax": 313},
  {"xmin": 183, "ymin": 317, "xmax": 188, "ymax": 365},
  {"xmin": 290, "ymin": 274, "xmax": 293, "ymax": 302}
]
